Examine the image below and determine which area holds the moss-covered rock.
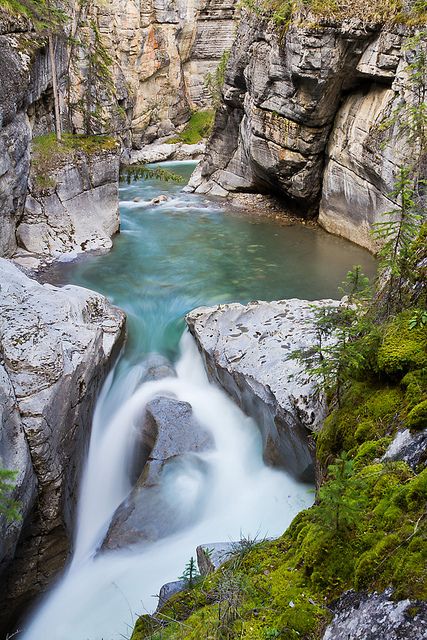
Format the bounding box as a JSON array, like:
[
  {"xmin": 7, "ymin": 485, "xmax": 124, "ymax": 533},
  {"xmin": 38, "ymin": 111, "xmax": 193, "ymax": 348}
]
[
  {"xmin": 377, "ymin": 314, "xmax": 427, "ymax": 378},
  {"xmin": 407, "ymin": 400, "xmax": 427, "ymax": 430}
]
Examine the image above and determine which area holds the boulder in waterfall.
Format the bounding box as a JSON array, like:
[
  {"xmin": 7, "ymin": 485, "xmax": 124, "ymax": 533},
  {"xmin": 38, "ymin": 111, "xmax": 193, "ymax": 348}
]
[
  {"xmin": 138, "ymin": 353, "xmax": 177, "ymax": 385},
  {"xmin": 0, "ymin": 258, "xmax": 125, "ymax": 634},
  {"xmin": 322, "ymin": 589, "xmax": 427, "ymax": 640},
  {"xmin": 186, "ymin": 299, "xmax": 338, "ymax": 481},
  {"xmin": 102, "ymin": 396, "xmax": 214, "ymax": 550}
]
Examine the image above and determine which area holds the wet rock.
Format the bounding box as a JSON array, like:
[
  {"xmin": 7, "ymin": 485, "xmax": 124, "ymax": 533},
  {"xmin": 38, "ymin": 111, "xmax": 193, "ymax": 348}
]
[
  {"xmin": 0, "ymin": 258, "xmax": 125, "ymax": 634},
  {"xmin": 102, "ymin": 396, "xmax": 214, "ymax": 550},
  {"xmin": 196, "ymin": 542, "xmax": 236, "ymax": 575},
  {"xmin": 322, "ymin": 589, "xmax": 427, "ymax": 640},
  {"xmin": 150, "ymin": 195, "xmax": 170, "ymax": 205},
  {"xmin": 186, "ymin": 299, "xmax": 338, "ymax": 481},
  {"xmin": 138, "ymin": 353, "xmax": 177, "ymax": 384},
  {"xmin": 382, "ymin": 428, "xmax": 427, "ymax": 471}
]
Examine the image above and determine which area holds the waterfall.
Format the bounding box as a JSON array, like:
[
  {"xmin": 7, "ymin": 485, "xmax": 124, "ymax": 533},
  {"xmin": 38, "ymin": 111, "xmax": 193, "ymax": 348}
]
[{"xmin": 22, "ymin": 333, "xmax": 313, "ymax": 640}]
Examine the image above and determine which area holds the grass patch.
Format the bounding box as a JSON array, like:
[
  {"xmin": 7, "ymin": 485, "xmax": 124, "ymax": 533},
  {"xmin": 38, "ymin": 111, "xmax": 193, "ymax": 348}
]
[
  {"xmin": 31, "ymin": 132, "xmax": 117, "ymax": 191},
  {"xmin": 167, "ymin": 110, "xmax": 214, "ymax": 145},
  {"xmin": 241, "ymin": 0, "xmax": 427, "ymax": 28}
]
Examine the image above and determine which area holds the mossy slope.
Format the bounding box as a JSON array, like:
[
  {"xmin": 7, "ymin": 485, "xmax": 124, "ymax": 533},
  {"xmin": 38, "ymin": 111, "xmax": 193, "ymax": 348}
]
[{"xmin": 131, "ymin": 310, "xmax": 427, "ymax": 640}]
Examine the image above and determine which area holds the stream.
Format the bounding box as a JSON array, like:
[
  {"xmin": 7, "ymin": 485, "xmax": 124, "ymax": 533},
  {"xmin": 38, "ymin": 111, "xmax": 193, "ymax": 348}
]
[{"xmin": 22, "ymin": 162, "xmax": 376, "ymax": 640}]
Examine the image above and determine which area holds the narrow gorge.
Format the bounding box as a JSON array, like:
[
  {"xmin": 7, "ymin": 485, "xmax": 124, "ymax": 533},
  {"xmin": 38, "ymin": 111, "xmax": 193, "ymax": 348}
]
[{"xmin": 0, "ymin": 1, "xmax": 426, "ymax": 640}]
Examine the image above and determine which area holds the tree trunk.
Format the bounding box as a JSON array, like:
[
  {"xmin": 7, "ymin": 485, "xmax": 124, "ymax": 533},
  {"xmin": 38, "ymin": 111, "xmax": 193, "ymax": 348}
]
[{"xmin": 48, "ymin": 32, "xmax": 62, "ymax": 142}]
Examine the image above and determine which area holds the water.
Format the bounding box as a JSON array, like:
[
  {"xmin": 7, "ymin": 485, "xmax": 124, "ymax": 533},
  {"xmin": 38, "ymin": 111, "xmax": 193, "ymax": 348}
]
[{"xmin": 23, "ymin": 162, "xmax": 376, "ymax": 640}]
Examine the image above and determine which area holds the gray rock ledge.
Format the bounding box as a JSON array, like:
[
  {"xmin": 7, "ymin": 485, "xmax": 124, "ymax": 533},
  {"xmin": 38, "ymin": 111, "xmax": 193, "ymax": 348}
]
[{"xmin": 186, "ymin": 299, "xmax": 337, "ymax": 481}]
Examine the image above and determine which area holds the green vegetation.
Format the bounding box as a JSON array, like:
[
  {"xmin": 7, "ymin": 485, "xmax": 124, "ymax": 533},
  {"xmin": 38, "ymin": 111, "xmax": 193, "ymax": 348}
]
[
  {"xmin": 205, "ymin": 51, "xmax": 231, "ymax": 109},
  {"xmin": 241, "ymin": 0, "xmax": 427, "ymax": 29},
  {"xmin": 0, "ymin": 469, "xmax": 20, "ymax": 523},
  {"xmin": 180, "ymin": 557, "xmax": 201, "ymax": 589},
  {"xmin": 131, "ymin": 27, "xmax": 427, "ymax": 640},
  {"xmin": 168, "ymin": 111, "xmax": 215, "ymax": 145},
  {"xmin": 31, "ymin": 132, "xmax": 117, "ymax": 190},
  {"xmin": 120, "ymin": 164, "xmax": 186, "ymax": 185}
]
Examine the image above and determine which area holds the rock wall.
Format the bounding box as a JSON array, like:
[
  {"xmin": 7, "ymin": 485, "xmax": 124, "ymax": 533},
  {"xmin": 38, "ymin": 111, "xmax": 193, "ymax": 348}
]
[
  {"xmin": 186, "ymin": 299, "xmax": 337, "ymax": 482},
  {"xmin": 189, "ymin": 11, "xmax": 416, "ymax": 250},
  {"xmin": 70, "ymin": 0, "xmax": 239, "ymax": 147},
  {"xmin": 16, "ymin": 144, "xmax": 120, "ymax": 260},
  {"xmin": 0, "ymin": 8, "xmax": 67, "ymax": 258},
  {"xmin": 0, "ymin": 259, "xmax": 126, "ymax": 635}
]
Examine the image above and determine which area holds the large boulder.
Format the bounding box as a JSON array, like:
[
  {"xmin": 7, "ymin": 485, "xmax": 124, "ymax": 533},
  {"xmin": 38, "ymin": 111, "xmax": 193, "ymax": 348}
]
[
  {"xmin": 0, "ymin": 258, "xmax": 125, "ymax": 634},
  {"xmin": 103, "ymin": 396, "xmax": 213, "ymax": 550},
  {"xmin": 186, "ymin": 299, "xmax": 337, "ymax": 481}
]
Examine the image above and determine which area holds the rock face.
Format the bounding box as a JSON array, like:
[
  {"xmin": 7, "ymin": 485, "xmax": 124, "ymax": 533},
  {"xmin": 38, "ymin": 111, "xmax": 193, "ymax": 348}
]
[
  {"xmin": 0, "ymin": 259, "xmax": 126, "ymax": 634},
  {"xmin": 103, "ymin": 396, "xmax": 213, "ymax": 549},
  {"xmin": 70, "ymin": 0, "xmax": 239, "ymax": 146},
  {"xmin": 189, "ymin": 11, "xmax": 414, "ymax": 249},
  {"xmin": 0, "ymin": 9, "xmax": 66, "ymax": 258},
  {"xmin": 382, "ymin": 428, "xmax": 427, "ymax": 471},
  {"xmin": 322, "ymin": 589, "xmax": 427, "ymax": 640},
  {"xmin": 196, "ymin": 542, "xmax": 235, "ymax": 575},
  {"xmin": 16, "ymin": 145, "xmax": 120, "ymax": 259},
  {"xmin": 186, "ymin": 299, "xmax": 337, "ymax": 481}
]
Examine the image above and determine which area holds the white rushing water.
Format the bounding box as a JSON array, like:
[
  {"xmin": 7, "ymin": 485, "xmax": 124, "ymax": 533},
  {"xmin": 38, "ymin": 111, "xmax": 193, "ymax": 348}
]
[{"xmin": 22, "ymin": 333, "xmax": 313, "ymax": 640}]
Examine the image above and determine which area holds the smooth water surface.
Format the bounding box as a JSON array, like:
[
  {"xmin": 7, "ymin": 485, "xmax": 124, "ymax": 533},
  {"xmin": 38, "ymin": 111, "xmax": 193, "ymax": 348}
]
[{"xmin": 23, "ymin": 163, "xmax": 376, "ymax": 640}]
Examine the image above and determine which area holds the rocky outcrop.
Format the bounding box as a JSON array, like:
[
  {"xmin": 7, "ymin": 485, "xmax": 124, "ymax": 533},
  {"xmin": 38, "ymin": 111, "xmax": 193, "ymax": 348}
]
[
  {"xmin": 382, "ymin": 428, "xmax": 427, "ymax": 470},
  {"xmin": 103, "ymin": 396, "xmax": 213, "ymax": 550},
  {"xmin": 322, "ymin": 589, "xmax": 427, "ymax": 640},
  {"xmin": 16, "ymin": 144, "xmax": 120, "ymax": 260},
  {"xmin": 71, "ymin": 0, "xmax": 239, "ymax": 146},
  {"xmin": 196, "ymin": 542, "xmax": 235, "ymax": 575},
  {"xmin": 186, "ymin": 299, "xmax": 337, "ymax": 481},
  {"xmin": 189, "ymin": 11, "xmax": 415, "ymax": 249},
  {"xmin": 128, "ymin": 141, "xmax": 206, "ymax": 163},
  {"xmin": 0, "ymin": 9, "xmax": 66, "ymax": 258},
  {"xmin": 0, "ymin": 259, "xmax": 125, "ymax": 634}
]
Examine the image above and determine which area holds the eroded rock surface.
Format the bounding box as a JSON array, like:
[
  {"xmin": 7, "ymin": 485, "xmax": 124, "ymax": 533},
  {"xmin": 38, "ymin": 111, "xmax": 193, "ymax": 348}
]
[
  {"xmin": 189, "ymin": 11, "xmax": 414, "ymax": 249},
  {"xmin": 0, "ymin": 9, "xmax": 66, "ymax": 257},
  {"xmin": 382, "ymin": 428, "xmax": 427, "ymax": 471},
  {"xmin": 103, "ymin": 396, "xmax": 213, "ymax": 550},
  {"xmin": 71, "ymin": 0, "xmax": 239, "ymax": 146},
  {"xmin": 0, "ymin": 258, "xmax": 125, "ymax": 634},
  {"xmin": 322, "ymin": 589, "xmax": 427, "ymax": 640},
  {"xmin": 186, "ymin": 299, "xmax": 337, "ymax": 480},
  {"xmin": 16, "ymin": 146, "xmax": 120, "ymax": 259}
]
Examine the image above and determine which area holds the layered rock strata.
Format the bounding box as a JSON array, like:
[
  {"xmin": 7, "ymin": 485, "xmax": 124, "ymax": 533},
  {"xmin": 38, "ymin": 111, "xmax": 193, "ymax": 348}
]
[
  {"xmin": 0, "ymin": 259, "xmax": 126, "ymax": 634},
  {"xmin": 72, "ymin": 0, "xmax": 239, "ymax": 146},
  {"xmin": 189, "ymin": 12, "xmax": 414, "ymax": 250},
  {"xmin": 186, "ymin": 299, "xmax": 337, "ymax": 481},
  {"xmin": 16, "ymin": 145, "xmax": 120, "ymax": 260},
  {"xmin": 0, "ymin": 9, "xmax": 66, "ymax": 258}
]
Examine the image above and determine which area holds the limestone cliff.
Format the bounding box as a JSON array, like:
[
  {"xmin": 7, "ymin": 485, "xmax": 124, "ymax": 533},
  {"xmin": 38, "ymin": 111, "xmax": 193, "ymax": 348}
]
[
  {"xmin": 69, "ymin": 0, "xmax": 239, "ymax": 146},
  {"xmin": 189, "ymin": 10, "xmax": 422, "ymax": 250},
  {"xmin": 0, "ymin": 8, "xmax": 67, "ymax": 258},
  {"xmin": 0, "ymin": 259, "xmax": 126, "ymax": 634}
]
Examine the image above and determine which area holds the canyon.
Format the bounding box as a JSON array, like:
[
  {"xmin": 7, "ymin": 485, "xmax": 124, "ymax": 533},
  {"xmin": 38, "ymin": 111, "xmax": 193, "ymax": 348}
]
[{"xmin": 0, "ymin": 1, "xmax": 425, "ymax": 639}]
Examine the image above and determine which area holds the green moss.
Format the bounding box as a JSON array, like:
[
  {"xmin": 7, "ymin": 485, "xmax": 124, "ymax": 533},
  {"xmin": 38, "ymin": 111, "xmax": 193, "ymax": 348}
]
[
  {"xmin": 407, "ymin": 400, "xmax": 427, "ymax": 430},
  {"xmin": 377, "ymin": 313, "xmax": 427, "ymax": 378},
  {"xmin": 167, "ymin": 111, "xmax": 214, "ymax": 145},
  {"xmin": 401, "ymin": 368, "xmax": 427, "ymax": 409},
  {"xmin": 31, "ymin": 133, "xmax": 117, "ymax": 191},
  {"xmin": 316, "ymin": 383, "xmax": 403, "ymax": 465}
]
